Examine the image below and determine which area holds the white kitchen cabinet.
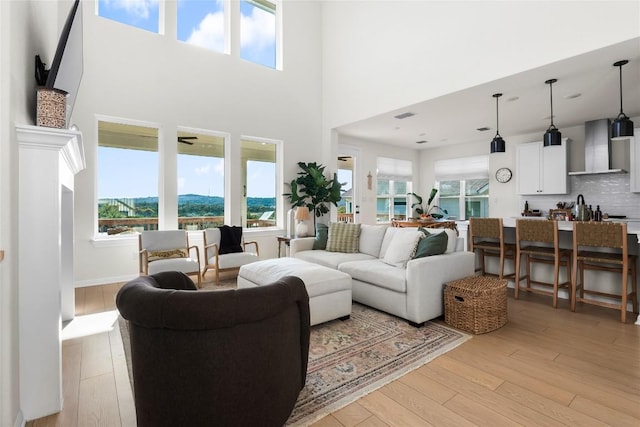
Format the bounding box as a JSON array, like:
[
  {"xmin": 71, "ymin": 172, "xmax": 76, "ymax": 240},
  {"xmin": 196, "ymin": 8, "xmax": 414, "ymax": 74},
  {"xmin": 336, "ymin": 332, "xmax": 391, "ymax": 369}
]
[
  {"xmin": 516, "ymin": 139, "xmax": 568, "ymax": 195},
  {"xmin": 630, "ymin": 131, "xmax": 639, "ymax": 193}
]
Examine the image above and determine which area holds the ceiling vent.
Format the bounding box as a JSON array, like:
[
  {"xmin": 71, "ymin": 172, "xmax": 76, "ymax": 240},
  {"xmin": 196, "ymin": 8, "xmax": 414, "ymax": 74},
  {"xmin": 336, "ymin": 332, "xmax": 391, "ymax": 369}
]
[
  {"xmin": 394, "ymin": 112, "xmax": 415, "ymax": 120},
  {"xmin": 415, "ymin": 140, "xmax": 428, "ymax": 144}
]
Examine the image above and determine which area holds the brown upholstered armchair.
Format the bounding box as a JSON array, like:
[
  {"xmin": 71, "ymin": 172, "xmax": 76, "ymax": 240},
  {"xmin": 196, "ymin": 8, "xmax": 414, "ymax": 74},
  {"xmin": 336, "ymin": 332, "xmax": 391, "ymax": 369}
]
[{"xmin": 116, "ymin": 271, "xmax": 310, "ymax": 427}]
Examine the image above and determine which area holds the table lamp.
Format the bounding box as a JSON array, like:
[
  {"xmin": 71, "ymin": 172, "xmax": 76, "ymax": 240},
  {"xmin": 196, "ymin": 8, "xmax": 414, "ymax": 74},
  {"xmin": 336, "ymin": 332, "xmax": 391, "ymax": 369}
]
[{"xmin": 295, "ymin": 206, "xmax": 310, "ymax": 237}]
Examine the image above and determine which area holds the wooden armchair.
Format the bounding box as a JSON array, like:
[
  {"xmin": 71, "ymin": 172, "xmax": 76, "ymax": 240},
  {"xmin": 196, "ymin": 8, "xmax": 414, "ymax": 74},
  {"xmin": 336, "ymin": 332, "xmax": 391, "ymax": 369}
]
[
  {"xmin": 203, "ymin": 226, "xmax": 260, "ymax": 285},
  {"xmin": 138, "ymin": 230, "xmax": 201, "ymax": 287}
]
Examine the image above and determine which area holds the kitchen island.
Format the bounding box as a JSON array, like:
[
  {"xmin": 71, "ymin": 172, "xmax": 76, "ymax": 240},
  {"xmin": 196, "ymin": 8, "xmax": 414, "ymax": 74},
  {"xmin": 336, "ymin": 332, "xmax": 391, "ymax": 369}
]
[
  {"xmin": 483, "ymin": 217, "xmax": 640, "ymax": 326},
  {"xmin": 502, "ymin": 217, "xmax": 640, "ymax": 243}
]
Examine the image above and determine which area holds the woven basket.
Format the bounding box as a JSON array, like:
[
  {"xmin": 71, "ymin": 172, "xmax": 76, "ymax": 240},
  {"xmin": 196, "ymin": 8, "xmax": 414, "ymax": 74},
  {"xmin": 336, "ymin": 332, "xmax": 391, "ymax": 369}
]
[{"xmin": 444, "ymin": 276, "xmax": 508, "ymax": 334}]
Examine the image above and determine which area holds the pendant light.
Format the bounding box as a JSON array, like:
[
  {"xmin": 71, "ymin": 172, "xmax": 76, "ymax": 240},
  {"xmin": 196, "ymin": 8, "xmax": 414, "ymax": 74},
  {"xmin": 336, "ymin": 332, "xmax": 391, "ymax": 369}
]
[
  {"xmin": 611, "ymin": 59, "xmax": 634, "ymax": 139},
  {"xmin": 543, "ymin": 79, "xmax": 562, "ymax": 146},
  {"xmin": 490, "ymin": 93, "xmax": 505, "ymax": 153}
]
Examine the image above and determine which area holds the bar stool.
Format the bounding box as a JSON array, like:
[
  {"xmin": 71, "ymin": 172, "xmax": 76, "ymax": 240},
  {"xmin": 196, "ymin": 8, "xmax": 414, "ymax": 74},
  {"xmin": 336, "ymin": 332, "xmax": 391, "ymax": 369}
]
[
  {"xmin": 571, "ymin": 221, "xmax": 638, "ymax": 323},
  {"xmin": 514, "ymin": 219, "xmax": 572, "ymax": 308},
  {"xmin": 469, "ymin": 218, "xmax": 515, "ymax": 280}
]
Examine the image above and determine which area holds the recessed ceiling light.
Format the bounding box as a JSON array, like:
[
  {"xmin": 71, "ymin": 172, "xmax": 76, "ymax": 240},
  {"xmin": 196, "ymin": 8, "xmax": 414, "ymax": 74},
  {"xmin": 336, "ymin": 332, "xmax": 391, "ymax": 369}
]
[
  {"xmin": 477, "ymin": 127, "xmax": 491, "ymax": 132},
  {"xmin": 394, "ymin": 112, "xmax": 415, "ymax": 119},
  {"xmin": 564, "ymin": 93, "xmax": 582, "ymax": 99},
  {"xmin": 418, "ymin": 132, "xmax": 426, "ymax": 137},
  {"xmin": 415, "ymin": 140, "xmax": 428, "ymax": 144}
]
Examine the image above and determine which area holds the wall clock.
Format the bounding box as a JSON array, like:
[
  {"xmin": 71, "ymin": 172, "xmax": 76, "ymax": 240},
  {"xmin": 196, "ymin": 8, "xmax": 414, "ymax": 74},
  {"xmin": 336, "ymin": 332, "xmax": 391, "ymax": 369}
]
[{"xmin": 495, "ymin": 167, "xmax": 512, "ymax": 183}]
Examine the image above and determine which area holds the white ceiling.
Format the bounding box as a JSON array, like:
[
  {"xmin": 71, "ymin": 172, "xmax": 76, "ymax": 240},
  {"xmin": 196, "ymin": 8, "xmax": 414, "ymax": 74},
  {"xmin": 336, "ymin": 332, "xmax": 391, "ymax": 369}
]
[{"xmin": 336, "ymin": 38, "xmax": 640, "ymax": 149}]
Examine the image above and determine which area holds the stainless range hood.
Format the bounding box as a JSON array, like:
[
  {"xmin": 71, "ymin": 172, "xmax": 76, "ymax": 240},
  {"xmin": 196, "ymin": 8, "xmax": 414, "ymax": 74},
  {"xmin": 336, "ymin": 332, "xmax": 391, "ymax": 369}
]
[{"xmin": 568, "ymin": 118, "xmax": 627, "ymax": 175}]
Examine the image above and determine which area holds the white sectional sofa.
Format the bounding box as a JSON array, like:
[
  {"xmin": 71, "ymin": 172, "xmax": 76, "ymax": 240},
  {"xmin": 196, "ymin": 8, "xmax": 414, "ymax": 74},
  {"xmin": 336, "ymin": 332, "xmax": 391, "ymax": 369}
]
[{"xmin": 290, "ymin": 224, "xmax": 475, "ymax": 326}]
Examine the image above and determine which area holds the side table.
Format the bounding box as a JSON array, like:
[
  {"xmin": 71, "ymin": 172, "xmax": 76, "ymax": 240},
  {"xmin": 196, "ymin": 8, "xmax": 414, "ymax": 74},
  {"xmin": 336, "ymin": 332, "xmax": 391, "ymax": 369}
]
[{"xmin": 276, "ymin": 235, "xmax": 293, "ymax": 257}]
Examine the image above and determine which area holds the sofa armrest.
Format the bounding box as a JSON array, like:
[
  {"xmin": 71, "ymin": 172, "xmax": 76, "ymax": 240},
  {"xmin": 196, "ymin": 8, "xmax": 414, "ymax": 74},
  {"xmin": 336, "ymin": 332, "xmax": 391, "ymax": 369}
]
[
  {"xmin": 289, "ymin": 237, "xmax": 315, "ymax": 256},
  {"xmin": 405, "ymin": 251, "xmax": 475, "ymax": 324}
]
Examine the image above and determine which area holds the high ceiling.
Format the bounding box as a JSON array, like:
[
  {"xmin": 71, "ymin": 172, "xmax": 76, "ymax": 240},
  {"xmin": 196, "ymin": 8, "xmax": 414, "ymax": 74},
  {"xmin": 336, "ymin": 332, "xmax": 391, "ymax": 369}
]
[{"xmin": 336, "ymin": 38, "xmax": 640, "ymax": 149}]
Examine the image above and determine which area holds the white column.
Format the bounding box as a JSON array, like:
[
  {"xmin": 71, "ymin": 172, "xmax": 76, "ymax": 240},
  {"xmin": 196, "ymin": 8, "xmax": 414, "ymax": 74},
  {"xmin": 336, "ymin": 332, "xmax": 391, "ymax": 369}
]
[{"xmin": 16, "ymin": 125, "xmax": 85, "ymax": 420}]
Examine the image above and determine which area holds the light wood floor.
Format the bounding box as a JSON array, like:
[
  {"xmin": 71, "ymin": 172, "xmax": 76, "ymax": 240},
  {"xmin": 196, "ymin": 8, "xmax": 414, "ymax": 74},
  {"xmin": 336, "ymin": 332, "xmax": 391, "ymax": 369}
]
[{"xmin": 28, "ymin": 277, "xmax": 640, "ymax": 427}]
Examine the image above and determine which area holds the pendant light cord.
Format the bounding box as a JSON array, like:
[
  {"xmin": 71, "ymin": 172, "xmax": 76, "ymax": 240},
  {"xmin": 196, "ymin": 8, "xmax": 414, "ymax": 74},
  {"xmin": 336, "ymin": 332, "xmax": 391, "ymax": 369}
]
[
  {"xmin": 495, "ymin": 96, "xmax": 499, "ymax": 134},
  {"xmin": 549, "ymin": 81, "xmax": 554, "ymax": 127},
  {"xmin": 493, "ymin": 93, "xmax": 502, "ymax": 137},
  {"xmin": 618, "ymin": 64, "xmax": 624, "ymax": 116}
]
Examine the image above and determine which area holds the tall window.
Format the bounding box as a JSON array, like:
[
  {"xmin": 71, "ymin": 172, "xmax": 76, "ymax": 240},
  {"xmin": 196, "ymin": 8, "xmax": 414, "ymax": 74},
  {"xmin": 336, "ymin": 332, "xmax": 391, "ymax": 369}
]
[
  {"xmin": 97, "ymin": 0, "xmax": 160, "ymax": 33},
  {"xmin": 376, "ymin": 157, "xmax": 412, "ymax": 223},
  {"xmin": 435, "ymin": 156, "xmax": 489, "ymax": 220},
  {"xmin": 241, "ymin": 138, "xmax": 278, "ymax": 228},
  {"xmin": 240, "ymin": 0, "xmax": 277, "ymax": 69},
  {"xmin": 97, "ymin": 120, "xmax": 159, "ymax": 234},
  {"xmin": 177, "ymin": 130, "xmax": 226, "ymax": 230},
  {"xmin": 178, "ymin": 0, "xmax": 226, "ymax": 53}
]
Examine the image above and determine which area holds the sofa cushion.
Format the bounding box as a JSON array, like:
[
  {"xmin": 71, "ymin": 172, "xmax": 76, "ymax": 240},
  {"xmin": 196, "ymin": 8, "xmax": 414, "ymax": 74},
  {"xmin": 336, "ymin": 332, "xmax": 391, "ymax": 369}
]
[
  {"xmin": 358, "ymin": 224, "xmax": 388, "ymax": 257},
  {"xmin": 294, "ymin": 249, "xmax": 375, "ymax": 270},
  {"xmin": 339, "ymin": 259, "xmax": 407, "ymax": 293},
  {"xmin": 313, "ymin": 223, "xmax": 329, "ymax": 250},
  {"xmin": 326, "ymin": 222, "xmax": 361, "ymax": 253},
  {"xmin": 381, "ymin": 228, "xmax": 423, "ymax": 267},
  {"xmin": 424, "ymin": 228, "xmax": 457, "ymax": 253},
  {"xmin": 414, "ymin": 229, "xmax": 448, "ymax": 258}
]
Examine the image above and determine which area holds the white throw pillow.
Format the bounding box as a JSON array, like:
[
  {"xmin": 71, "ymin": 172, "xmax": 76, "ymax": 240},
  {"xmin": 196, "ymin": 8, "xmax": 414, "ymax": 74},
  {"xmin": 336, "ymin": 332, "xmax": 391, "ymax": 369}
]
[
  {"xmin": 359, "ymin": 224, "xmax": 388, "ymax": 257},
  {"xmin": 381, "ymin": 229, "xmax": 423, "ymax": 267}
]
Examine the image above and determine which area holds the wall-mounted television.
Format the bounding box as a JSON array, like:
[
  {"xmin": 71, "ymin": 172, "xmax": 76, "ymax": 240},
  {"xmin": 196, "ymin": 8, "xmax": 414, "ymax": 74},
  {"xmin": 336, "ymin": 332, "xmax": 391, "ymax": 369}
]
[{"xmin": 35, "ymin": 0, "xmax": 83, "ymax": 128}]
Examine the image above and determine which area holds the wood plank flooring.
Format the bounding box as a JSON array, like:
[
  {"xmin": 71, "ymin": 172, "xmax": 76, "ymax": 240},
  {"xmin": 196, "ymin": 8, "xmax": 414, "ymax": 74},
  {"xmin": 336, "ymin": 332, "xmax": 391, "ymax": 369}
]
[{"xmin": 27, "ymin": 278, "xmax": 640, "ymax": 427}]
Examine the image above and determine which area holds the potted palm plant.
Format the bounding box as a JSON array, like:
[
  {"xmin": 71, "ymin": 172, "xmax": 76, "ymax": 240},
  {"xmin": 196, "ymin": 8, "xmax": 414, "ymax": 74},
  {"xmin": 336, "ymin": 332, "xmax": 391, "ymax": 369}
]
[{"xmin": 408, "ymin": 188, "xmax": 448, "ymax": 219}]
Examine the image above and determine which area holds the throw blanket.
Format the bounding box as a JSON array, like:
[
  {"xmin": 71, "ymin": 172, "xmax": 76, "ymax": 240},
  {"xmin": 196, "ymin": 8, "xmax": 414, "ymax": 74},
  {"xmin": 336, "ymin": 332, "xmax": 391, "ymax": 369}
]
[{"xmin": 218, "ymin": 225, "xmax": 243, "ymax": 254}]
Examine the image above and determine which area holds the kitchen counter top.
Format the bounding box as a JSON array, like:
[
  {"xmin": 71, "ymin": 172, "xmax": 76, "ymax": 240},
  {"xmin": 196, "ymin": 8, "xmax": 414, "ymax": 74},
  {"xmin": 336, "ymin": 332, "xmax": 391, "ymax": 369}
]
[{"xmin": 504, "ymin": 217, "xmax": 640, "ymax": 243}]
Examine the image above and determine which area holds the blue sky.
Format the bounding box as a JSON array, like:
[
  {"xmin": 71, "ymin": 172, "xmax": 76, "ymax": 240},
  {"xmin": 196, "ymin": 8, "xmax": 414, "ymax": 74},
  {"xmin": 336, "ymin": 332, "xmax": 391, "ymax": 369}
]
[{"xmin": 99, "ymin": 148, "xmax": 276, "ymax": 199}]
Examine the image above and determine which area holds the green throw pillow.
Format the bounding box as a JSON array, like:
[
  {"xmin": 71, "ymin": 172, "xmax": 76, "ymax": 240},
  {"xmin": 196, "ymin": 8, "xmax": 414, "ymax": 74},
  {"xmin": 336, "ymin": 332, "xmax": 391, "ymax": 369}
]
[
  {"xmin": 325, "ymin": 222, "xmax": 361, "ymax": 253},
  {"xmin": 313, "ymin": 223, "xmax": 329, "ymax": 250},
  {"xmin": 414, "ymin": 228, "xmax": 448, "ymax": 258}
]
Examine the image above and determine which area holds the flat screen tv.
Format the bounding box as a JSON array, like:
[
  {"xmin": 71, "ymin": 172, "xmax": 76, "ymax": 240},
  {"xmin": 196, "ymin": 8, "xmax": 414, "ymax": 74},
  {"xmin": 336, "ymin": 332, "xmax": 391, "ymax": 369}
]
[{"xmin": 35, "ymin": 0, "xmax": 83, "ymax": 128}]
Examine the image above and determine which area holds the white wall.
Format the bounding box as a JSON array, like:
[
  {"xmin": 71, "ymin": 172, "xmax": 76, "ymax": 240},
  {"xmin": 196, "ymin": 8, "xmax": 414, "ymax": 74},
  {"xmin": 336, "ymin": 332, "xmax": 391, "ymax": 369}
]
[
  {"xmin": 71, "ymin": 1, "xmax": 324, "ymax": 285},
  {"xmin": 321, "ymin": 1, "xmax": 640, "ymax": 131}
]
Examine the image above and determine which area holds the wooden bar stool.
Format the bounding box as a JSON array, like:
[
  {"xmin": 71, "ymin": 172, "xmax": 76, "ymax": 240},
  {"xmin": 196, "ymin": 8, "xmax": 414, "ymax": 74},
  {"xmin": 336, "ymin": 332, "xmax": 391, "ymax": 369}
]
[
  {"xmin": 469, "ymin": 218, "xmax": 515, "ymax": 280},
  {"xmin": 571, "ymin": 222, "xmax": 638, "ymax": 323},
  {"xmin": 514, "ymin": 219, "xmax": 572, "ymax": 308}
]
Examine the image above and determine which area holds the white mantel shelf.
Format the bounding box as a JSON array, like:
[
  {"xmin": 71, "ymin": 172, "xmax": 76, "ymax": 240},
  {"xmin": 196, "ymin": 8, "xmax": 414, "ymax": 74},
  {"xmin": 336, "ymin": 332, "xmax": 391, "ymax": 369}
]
[{"xmin": 16, "ymin": 124, "xmax": 85, "ymax": 420}]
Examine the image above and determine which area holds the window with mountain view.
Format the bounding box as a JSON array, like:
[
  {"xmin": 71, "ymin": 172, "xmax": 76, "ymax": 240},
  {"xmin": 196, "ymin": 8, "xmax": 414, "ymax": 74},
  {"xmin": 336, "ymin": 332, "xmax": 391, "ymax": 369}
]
[
  {"xmin": 241, "ymin": 138, "xmax": 278, "ymax": 228},
  {"xmin": 97, "ymin": 120, "xmax": 159, "ymax": 234},
  {"xmin": 177, "ymin": 131, "xmax": 226, "ymax": 230}
]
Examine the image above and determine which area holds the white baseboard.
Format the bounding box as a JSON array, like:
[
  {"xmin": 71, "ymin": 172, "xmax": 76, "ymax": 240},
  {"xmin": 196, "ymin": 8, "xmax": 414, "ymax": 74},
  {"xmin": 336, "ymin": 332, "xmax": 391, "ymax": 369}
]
[
  {"xmin": 74, "ymin": 274, "xmax": 138, "ymax": 288},
  {"xmin": 14, "ymin": 410, "xmax": 25, "ymax": 427}
]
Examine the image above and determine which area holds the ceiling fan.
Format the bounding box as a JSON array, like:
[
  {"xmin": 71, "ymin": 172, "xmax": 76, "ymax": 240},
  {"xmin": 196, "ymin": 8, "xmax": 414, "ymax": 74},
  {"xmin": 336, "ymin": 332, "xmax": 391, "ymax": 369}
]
[{"xmin": 178, "ymin": 136, "xmax": 197, "ymax": 145}]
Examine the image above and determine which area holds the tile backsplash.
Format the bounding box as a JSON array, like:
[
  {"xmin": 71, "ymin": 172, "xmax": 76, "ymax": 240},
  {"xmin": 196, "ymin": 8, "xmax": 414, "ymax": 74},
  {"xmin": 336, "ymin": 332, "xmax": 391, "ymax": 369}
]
[{"xmin": 520, "ymin": 173, "xmax": 640, "ymax": 219}]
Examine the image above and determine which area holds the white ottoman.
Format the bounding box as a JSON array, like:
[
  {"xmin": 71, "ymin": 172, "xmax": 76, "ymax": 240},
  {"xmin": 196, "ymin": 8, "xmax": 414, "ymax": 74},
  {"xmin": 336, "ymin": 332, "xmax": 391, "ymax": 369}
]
[{"xmin": 238, "ymin": 258, "xmax": 352, "ymax": 326}]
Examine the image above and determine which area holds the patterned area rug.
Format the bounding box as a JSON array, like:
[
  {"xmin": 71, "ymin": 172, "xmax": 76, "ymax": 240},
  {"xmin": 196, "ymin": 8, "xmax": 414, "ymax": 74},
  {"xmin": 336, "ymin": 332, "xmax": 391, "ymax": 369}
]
[
  {"xmin": 287, "ymin": 304, "xmax": 470, "ymax": 426},
  {"xmin": 119, "ymin": 275, "xmax": 471, "ymax": 426}
]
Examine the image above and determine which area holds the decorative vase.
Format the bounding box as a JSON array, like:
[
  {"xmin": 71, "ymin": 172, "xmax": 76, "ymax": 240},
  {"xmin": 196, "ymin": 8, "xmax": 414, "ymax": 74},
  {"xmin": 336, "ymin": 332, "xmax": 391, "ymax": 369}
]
[
  {"xmin": 287, "ymin": 208, "xmax": 296, "ymax": 236},
  {"xmin": 296, "ymin": 221, "xmax": 309, "ymax": 237}
]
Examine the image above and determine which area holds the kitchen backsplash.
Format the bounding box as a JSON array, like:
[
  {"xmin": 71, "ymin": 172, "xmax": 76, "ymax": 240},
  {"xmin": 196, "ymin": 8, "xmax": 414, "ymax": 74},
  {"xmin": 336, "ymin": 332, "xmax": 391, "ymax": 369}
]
[{"xmin": 520, "ymin": 173, "xmax": 640, "ymax": 219}]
